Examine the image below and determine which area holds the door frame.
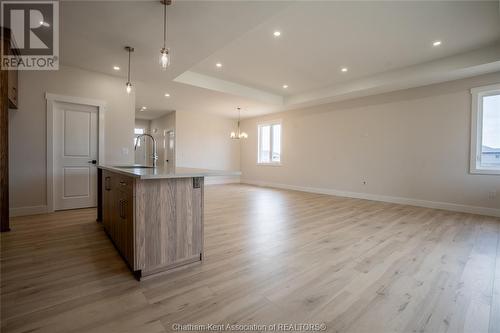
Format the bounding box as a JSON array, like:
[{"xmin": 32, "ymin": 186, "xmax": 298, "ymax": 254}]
[{"xmin": 46, "ymin": 93, "xmax": 106, "ymax": 213}]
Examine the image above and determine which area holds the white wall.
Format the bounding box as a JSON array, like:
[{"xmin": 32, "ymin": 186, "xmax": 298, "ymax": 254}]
[
  {"xmin": 134, "ymin": 119, "xmax": 151, "ymax": 165},
  {"xmin": 240, "ymin": 72, "xmax": 500, "ymax": 216},
  {"xmin": 12, "ymin": 66, "xmax": 497, "ymax": 216},
  {"xmin": 134, "ymin": 119, "xmax": 151, "ymax": 132},
  {"xmin": 9, "ymin": 65, "xmax": 135, "ymax": 214},
  {"xmin": 176, "ymin": 110, "xmax": 240, "ymax": 184}
]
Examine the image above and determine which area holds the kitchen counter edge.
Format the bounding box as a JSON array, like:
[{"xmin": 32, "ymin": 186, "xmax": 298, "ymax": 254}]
[{"xmin": 97, "ymin": 165, "xmax": 242, "ymax": 180}]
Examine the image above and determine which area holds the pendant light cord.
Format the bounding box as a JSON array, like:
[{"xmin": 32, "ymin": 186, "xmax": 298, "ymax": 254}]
[
  {"xmin": 163, "ymin": 1, "xmax": 167, "ymax": 49},
  {"xmin": 238, "ymin": 107, "xmax": 241, "ymax": 135},
  {"xmin": 127, "ymin": 48, "xmax": 131, "ymax": 82}
]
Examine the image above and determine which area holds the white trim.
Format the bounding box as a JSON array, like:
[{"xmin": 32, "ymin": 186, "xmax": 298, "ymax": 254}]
[
  {"xmin": 470, "ymin": 83, "xmax": 500, "ymax": 95},
  {"xmin": 470, "ymin": 84, "xmax": 500, "ymax": 175},
  {"xmin": 46, "ymin": 93, "xmax": 106, "ymax": 107},
  {"xmin": 205, "ymin": 176, "xmax": 241, "ymax": 186},
  {"xmin": 256, "ymin": 163, "xmax": 283, "ymax": 167},
  {"xmin": 287, "ymin": 44, "xmax": 500, "ymax": 108},
  {"xmin": 10, "ymin": 205, "xmax": 48, "ymax": 217},
  {"xmin": 46, "ymin": 93, "xmax": 106, "ymax": 213},
  {"xmin": 174, "ymin": 71, "xmax": 283, "ymax": 105},
  {"xmin": 241, "ymin": 179, "xmax": 500, "ymax": 218},
  {"xmin": 257, "ymin": 118, "xmax": 283, "ymax": 126}
]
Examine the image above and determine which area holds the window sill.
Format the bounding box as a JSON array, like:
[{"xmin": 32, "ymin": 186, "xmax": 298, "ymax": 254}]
[
  {"xmin": 470, "ymin": 168, "xmax": 500, "ymax": 175},
  {"xmin": 257, "ymin": 163, "xmax": 282, "ymax": 167}
]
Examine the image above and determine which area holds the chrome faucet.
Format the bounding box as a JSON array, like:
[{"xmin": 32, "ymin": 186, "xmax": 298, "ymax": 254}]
[{"xmin": 134, "ymin": 134, "xmax": 158, "ymax": 167}]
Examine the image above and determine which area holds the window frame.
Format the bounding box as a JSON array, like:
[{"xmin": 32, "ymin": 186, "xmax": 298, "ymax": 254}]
[
  {"xmin": 470, "ymin": 83, "xmax": 500, "ymax": 175},
  {"xmin": 134, "ymin": 127, "xmax": 145, "ymax": 147},
  {"xmin": 257, "ymin": 120, "xmax": 282, "ymax": 166}
]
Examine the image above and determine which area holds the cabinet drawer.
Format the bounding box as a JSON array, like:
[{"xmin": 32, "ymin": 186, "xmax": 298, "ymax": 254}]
[{"xmin": 113, "ymin": 175, "xmax": 134, "ymax": 195}]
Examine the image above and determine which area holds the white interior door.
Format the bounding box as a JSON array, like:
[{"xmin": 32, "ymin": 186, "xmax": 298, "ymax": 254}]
[
  {"xmin": 165, "ymin": 130, "xmax": 175, "ymax": 166},
  {"xmin": 53, "ymin": 101, "xmax": 98, "ymax": 210}
]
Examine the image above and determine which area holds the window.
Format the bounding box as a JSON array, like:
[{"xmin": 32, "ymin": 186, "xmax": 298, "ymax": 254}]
[
  {"xmin": 134, "ymin": 128, "xmax": 144, "ymax": 147},
  {"xmin": 470, "ymin": 84, "xmax": 500, "ymax": 174},
  {"xmin": 258, "ymin": 121, "xmax": 281, "ymax": 164}
]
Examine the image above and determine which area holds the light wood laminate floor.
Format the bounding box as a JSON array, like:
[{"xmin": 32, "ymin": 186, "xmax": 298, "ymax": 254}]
[{"xmin": 1, "ymin": 184, "xmax": 500, "ymax": 333}]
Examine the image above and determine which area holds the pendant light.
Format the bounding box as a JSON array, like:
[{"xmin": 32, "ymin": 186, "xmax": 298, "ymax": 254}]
[
  {"xmin": 159, "ymin": 0, "xmax": 171, "ymax": 70},
  {"xmin": 125, "ymin": 46, "xmax": 134, "ymax": 94},
  {"xmin": 230, "ymin": 107, "xmax": 248, "ymax": 139}
]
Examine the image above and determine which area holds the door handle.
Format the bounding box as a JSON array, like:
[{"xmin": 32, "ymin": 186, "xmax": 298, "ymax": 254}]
[
  {"xmin": 119, "ymin": 200, "xmax": 127, "ymax": 219},
  {"xmin": 88, "ymin": 160, "xmax": 97, "ymax": 164}
]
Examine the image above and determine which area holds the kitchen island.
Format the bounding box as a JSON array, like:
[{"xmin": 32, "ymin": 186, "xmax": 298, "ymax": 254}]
[{"xmin": 97, "ymin": 165, "xmax": 241, "ymax": 280}]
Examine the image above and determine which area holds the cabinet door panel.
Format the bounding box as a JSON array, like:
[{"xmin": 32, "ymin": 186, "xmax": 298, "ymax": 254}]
[
  {"xmin": 122, "ymin": 191, "xmax": 134, "ymax": 265},
  {"xmin": 102, "ymin": 171, "xmax": 112, "ymax": 233},
  {"xmin": 116, "ymin": 190, "xmax": 134, "ymax": 266},
  {"xmin": 115, "ymin": 194, "xmax": 124, "ymax": 256},
  {"xmin": 102, "ymin": 171, "xmax": 135, "ymax": 268}
]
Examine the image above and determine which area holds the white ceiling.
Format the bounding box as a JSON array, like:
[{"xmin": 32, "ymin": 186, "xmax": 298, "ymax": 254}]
[
  {"xmin": 60, "ymin": 1, "xmax": 500, "ymax": 119},
  {"xmin": 193, "ymin": 1, "xmax": 500, "ymax": 95}
]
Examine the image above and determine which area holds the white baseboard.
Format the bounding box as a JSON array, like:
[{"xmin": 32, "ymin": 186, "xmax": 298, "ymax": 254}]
[
  {"xmin": 10, "ymin": 205, "xmax": 48, "ymax": 217},
  {"xmin": 241, "ymin": 179, "xmax": 500, "ymax": 218},
  {"xmin": 205, "ymin": 176, "xmax": 241, "ymax": 186},
  {"xmin": 9, "ymin": 182, "xmax": 498, "ymax": 218}
]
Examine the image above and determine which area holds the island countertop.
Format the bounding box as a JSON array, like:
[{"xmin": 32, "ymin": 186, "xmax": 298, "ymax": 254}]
[{"xmin": 97, "ymin": 165, "xmax": 242, "ymax": 180}]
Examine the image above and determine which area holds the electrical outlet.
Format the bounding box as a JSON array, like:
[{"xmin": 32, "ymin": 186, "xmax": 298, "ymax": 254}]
[{"xmin": 488, "ymin": 190, "xmax": 497, "ymax": 200}]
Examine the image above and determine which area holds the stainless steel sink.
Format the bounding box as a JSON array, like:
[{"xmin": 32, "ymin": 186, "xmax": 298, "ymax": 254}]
[{"xmin": 113, "ymin": 165, "xmax": 154, "ymax": 169}]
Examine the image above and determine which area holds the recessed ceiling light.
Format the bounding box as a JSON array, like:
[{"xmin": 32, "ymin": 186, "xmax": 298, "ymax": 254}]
[
  {"xmin": 341, "ymin": 67, "xmax": 348, "ymax": 72},
  {"xmin": 282, "ymin": 84, "xmax": 288, "ymax": 89},
  {"xmin": 216, "ymin": 63, "xmax": 222, "ymax": 68},
  {"xmin": 113, "ymin": 66, "xmax": 120, "ymax": 71},
  {"xmin": 432, "ymin": 40, "xmax": 442, "ymax": 47},
  {"xmin": 273, "ymin": 31, "xmax": 281, "ymax": 37},
  {"xmin": 140, "ymin": 106, "xmax": 147, "ymax": 111},
  {"xmin": 164, "ymin": 93, "xmax": 170, "ymax": 97}
]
